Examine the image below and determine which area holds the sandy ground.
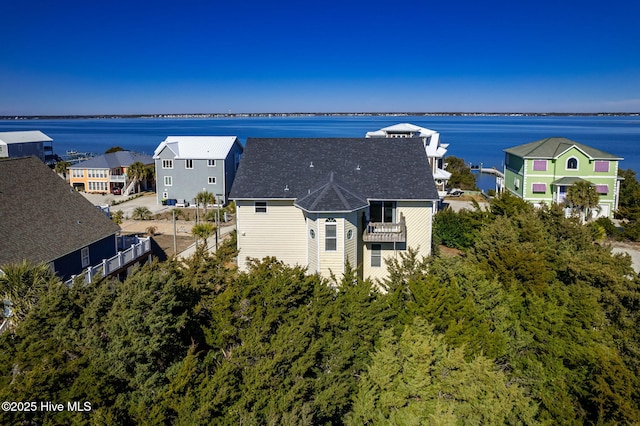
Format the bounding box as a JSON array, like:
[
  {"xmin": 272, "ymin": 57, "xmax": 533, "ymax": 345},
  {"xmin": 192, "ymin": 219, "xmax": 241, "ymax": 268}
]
[{"xmin": 610, "ymin": 242, "xmax": 640, "ymax": 273}]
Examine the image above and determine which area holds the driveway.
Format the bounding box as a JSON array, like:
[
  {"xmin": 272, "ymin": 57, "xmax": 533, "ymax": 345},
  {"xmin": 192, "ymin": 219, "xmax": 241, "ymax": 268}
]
[{"xmin": 81, "ymin": 191, "xmax": 169, "ymax": 218}]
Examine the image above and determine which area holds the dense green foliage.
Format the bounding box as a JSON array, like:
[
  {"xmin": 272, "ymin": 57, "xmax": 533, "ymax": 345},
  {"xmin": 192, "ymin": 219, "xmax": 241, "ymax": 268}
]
[
  {"xmin": 2, "ymin": 193, "xmax": 640, "ymax": 424},
  {"xmin": 445, "ymin": 156, "xmax": 477, "ymax": 190}
]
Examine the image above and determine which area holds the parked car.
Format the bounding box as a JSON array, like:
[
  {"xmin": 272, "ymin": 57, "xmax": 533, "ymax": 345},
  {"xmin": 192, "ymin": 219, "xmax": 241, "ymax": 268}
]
[
  {"xmin": 176, "ymin": 199, "xmax": 189, "ymax": 207},
  {"xmin": 112, "ymin": 188, "xmax": 121, "ymax": 195},
  {"xmin": 447, "ymin": 188, "xmax": 464, "ymax": 197}
]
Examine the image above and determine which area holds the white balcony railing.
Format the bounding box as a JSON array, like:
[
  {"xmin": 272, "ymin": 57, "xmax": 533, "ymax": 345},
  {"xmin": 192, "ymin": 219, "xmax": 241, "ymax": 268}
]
[
  {"xmin": 110, "ymin": 175, "xmax": 127, "ymax": 182},
  {"xmin": 65, "ymin": 237, "xmax": 151, "ymax": 286}
]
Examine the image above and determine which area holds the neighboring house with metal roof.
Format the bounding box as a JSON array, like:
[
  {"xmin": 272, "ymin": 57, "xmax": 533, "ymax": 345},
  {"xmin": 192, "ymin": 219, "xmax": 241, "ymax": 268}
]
[
  {"xmin": 153, "ymin": 136, "xmax": 243, "ymax": 205},
  {"xmin": 69, "ymin": 151, "xmax": 154, "ymax": 195},
  {"xmin": 0, "ymin": 130, "xmax": 55, "ymax": 164},
  {"xmin": 366, "ymin": 123, "xmax": 451, "ymax": 195},
  {"xmin": 0, "ymin": 156, "xmax": 121, "ymax": 280},
  {"xmin": 230, "ymin": 137, "xmax": 439, "ymax": 282},
  {"xmin": 503, "ymin": 137, "xmax": 623, "ymax": 219}
]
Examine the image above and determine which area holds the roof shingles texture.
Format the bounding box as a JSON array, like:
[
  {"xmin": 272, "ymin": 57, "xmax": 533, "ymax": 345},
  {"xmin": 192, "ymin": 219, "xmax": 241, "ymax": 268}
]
[
  {"xmin": 504, "ymin": 137, "xmax": 622, "ymax": 160},
  {"xmin": 230, "ymin": 138, "xmax": 438, "ymax": 211},
  {"xmin": 0, "ymin": 157, "xmax": 120, "ymax": 267}
]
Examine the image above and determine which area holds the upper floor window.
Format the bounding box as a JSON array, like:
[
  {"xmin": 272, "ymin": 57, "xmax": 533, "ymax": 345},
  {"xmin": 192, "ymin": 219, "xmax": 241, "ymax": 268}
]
[
  {"xmin": 208, "ymin": 159, "xmax": 216, "ymax": 167},
  {"xmin": 325, "ymin": 222, "xmax": 337, "ymax": 251},
  {"xmin": 255, "ymin": 201, "xmax": 267, "ymax": 213},
  {"xmin": 162, "ymin": 159, "xmax": 173, "ymax": 169},
  {"xmin": 208, "ymin": 177, "xmax": 216, "ymax": 184},
  {"xmin": 370, "ymin": 201, "xmax": 395, "ymax": 223},
  {"xmin": 533, "ymin": 160, "xmax": 547, "ymax": 171},
  {"xmin": 594, "ymin": 161, "xmax": 610, "ymax": 172},
  {"xmin": 566, "ymin": 157, "xmax": 578, "ymax": 170},
  {"xmin": 164, "ymin": 176, "xmax": 172, "ymax": 186},
  {"xmin": 185, "ymin": 159, "xmax": 193, "ymax": 169}
]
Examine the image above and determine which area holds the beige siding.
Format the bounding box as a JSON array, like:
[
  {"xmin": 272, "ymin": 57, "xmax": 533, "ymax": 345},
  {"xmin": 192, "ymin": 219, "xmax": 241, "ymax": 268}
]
[
  {"xmin": 397, "ymin": 200, "xmax": 433, "ymax": 259},
  {"xmin": 307, "ymin": 214, "xmax": 319, "ymax": 274},
  {"xmin": 318, "ymin": 215, "xmax": 345, "ymax": 278},
  {"xmin": 344, "ymin": 212, "xmax": 358, "ymax": 271},
  {"xmin": 236, "ymin": 200, "xmax": 307, "ymax": 272},
  {"xmin": 363, "ymin": 201, "xmax": 433, "ymax": 282},
  {"xmin": 363, "ymin": 242, "xmax": 396, "ymax": 282}
]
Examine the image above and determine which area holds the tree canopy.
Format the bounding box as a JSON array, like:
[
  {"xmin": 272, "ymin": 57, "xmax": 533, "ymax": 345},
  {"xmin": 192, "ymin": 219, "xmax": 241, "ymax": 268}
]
[{"xmin": 1, "ymin": 194, "xmax": 639, "ymax": 424}]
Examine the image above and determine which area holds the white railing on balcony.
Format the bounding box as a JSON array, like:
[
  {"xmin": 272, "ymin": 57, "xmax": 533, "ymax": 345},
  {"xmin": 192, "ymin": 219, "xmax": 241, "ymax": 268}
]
[
  {"xmin": 65, "ymin": 237, "xmax": 151, "ymax": 286},
  {"xmin": 363, "ymin": 214, "xmax": 407, "ymax": 243},
  {"xmin": 110, "ymin": 174, "xmax": 127, "ymax": 182}
]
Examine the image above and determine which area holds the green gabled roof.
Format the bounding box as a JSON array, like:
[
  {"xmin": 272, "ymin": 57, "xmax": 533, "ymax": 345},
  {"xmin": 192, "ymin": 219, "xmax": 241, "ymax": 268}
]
[{"xmin": 504, "ymin": 137, "xmax": 622, "ymax": 160}]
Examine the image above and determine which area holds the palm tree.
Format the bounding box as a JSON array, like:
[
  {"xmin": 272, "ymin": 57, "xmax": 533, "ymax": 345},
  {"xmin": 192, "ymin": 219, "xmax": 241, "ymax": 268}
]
[
  {"xmin": 127, "ymin": 161, "xmax": 147, "ymax": 194},
  {"xmin": 191, "ymin": 222, "xmax": 216, "ymax": 251},
  {"xmin": 196, "ymin": 191, "xmax": 216, "ymax": 217},
  {"xmin": 0, "ymin": 261, "xmax": 55, "ymax": 329},
  {"xmin": 54, "ymin": 160, "xmax": 71, "ymax": 181},
  {"xmin": 566, "ymin": 180, "xmax": 600, "ymax": 222}
]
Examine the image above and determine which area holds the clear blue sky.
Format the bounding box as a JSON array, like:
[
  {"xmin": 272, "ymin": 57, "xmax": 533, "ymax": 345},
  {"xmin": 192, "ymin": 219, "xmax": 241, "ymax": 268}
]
[{"xmin": 1, "ymin": 0, "xmax": 639, "ymax": 115}]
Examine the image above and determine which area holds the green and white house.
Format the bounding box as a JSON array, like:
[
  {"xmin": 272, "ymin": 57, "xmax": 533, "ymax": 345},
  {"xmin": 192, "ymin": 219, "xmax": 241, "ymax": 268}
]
[{"xmin": 503, "ymin": 137, "xmax": 623, "ymax": 219}]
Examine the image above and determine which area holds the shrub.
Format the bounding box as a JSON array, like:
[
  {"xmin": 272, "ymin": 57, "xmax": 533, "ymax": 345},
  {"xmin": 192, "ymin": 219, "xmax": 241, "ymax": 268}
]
[{"xmin": 132, "ymin": 206, "xmax": 152, "ymax": 220}]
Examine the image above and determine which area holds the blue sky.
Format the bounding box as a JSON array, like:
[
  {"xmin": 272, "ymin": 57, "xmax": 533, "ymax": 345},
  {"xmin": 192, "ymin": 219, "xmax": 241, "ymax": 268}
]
[{"xmin": 1, "ymin": 0, "xmax": 639, "ymax": 115}]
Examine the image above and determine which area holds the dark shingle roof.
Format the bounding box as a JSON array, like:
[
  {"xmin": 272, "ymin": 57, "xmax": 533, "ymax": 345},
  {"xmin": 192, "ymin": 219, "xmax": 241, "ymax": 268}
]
[
  {"xmin": 294, "ymin": 172, "xmax": 370, "ymax": 213},
  {"xmin": 504, "ymin": 137, "xmax": 622, "ymax": 160},
  {"xmin": 230, "ymin": 138, "xmax": 438, "ymax": 211},
  {"xmin": 69, "ymin": 151, "xmax": 154, "ymax": 169},
  {"xmin": 0, "ymin": 157, "xmax": 120, "ymax": 268}
]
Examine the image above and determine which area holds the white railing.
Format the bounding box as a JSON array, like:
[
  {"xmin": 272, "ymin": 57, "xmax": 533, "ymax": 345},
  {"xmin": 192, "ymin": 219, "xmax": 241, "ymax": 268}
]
[
  {"xmin": 0, "ymin": 319, "xmax": 8, "ymax": 334},
  {"xmin": 65, "ymin": 237, "xmax": 151, "ymax": 286},
  {"xmin": 110, "ymin": 175, "xmax": 127, "ymax": 182}
]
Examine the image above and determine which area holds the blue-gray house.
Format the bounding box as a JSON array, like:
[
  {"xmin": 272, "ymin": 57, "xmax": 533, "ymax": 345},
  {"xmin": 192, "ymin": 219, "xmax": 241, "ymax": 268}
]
[
  {"xmin": 0, "ymin": 156, "xmax": 120, "ymax": 280},
  {"xmin": 153, "ymin": 136, "xmax": 243, "ymax": 205}
]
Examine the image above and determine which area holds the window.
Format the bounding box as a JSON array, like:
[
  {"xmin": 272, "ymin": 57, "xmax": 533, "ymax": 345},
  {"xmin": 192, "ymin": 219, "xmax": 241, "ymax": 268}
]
[
  {"xmin": 208, "ymin": 159, "xmax": 216, "ymax": 167},
  {"xmin": 346, "ymin": 229, "xmax": 353, "ymax": 240},
  {"xmin": 532, "ymin": 183, "xmax": 546, "ymax": 193},
  {"xmin": 567, "ymin": 157, "xmax": 578, "ymax": 170},
  {"xmin": 371, "ymin": 244, "xmax": 382, "ymax": 267},
  {"xmin": 533, "ymin": 160, "xmax": 547, "ymax": 171},
  {"xmin": 208, "ymin": 177, "xmax": 216, "ymax": 184},
  {"xmin": 596, "ymin": 184, "xmax": 609, "ymax": 194},
  {"xmin": 370, "ymin": 201, "xmax": 395, "ymax": 223},
  {"xmin": 514, "ymin": 177, "xmax": 520, "ymax": 190},
  {"xmin": 594, "ymin": 161, "xmax": 609, "ymax": 172},
  {"xmin": 325, "ymin": 223, "xmax": 337, "ymax": 251},
  {"xmin": 162, "ymin": 159, "xmax": 173, "ymax": 169},
  {"xmin": 255, "ymin": 201, "xmax": 267, "ymax": 213},
  {"xmin": 72, "ymin": 169, "xmax": 83, "ymax": 178},
  {"xmin": 81, "ymin": 247, "xmax": 90, "ymax": 267},
  {"xmin": 185, "ymin": 159, "xmax": 193, "ymax": 169},
  {"xmin": 164, "ymin": 176, "xmax": 173, "ymax": 186},
  {"xmin": 309, "ymin": 229, "xmax": 316, "ymax": 239}
]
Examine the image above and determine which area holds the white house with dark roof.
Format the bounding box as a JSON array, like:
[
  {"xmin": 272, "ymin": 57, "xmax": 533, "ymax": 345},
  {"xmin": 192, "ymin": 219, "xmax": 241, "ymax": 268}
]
[
  {"xmin": 153, "ymin": 136, "xmax": 243, "ymax": 205},
  {"xmin": 0, "ymin": 130, "xmax": 55, "ymax": 164},
  {"xmin": 229, "ymin": 137, "xmax": 440, "ymax": 282},
  {"xmin": 366, "ymin": 123, "xmax": 451, "ymax": 195}
]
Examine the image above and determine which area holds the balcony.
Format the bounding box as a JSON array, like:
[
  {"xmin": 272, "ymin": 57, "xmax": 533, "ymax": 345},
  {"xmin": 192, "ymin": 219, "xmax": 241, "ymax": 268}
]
[
  {"xmin": 363, "ymin": 214, "xmax": 406, "ymax": 243},
  {"xmin": 110, "ymin": 174, "xmax": 127, "ymax": 183},
  {"xmin": 64, "ymin": 237, "xmax": 151, "ymax": 286}
]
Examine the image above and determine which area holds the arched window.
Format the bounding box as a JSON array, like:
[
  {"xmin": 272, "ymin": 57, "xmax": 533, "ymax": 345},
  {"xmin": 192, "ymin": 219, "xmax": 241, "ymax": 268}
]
[{"xmin": 567, "ymin": 157, "xmax": 578, "ymax": 170}]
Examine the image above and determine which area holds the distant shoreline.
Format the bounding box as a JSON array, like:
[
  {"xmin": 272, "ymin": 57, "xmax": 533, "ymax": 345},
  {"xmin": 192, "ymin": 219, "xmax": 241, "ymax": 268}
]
[{"xmin": 2, "ymin": 112, "xmax": 639, "ymax": 120}]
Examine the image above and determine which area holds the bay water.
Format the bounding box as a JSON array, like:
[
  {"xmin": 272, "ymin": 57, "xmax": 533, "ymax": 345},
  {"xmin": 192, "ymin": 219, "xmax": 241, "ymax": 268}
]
[{"xmin": 1, "ymin": 115, "xmax": 639, "ymax": 191}]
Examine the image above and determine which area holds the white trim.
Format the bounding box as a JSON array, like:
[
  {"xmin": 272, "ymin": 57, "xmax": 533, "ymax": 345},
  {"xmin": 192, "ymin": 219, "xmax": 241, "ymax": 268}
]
[
  {"xmin": 162, "ymin": 159, "xmax": 173, "ymax": 169},
  {"xmin": 208, "ymin": 176, "xmax": 216, "ymax": 185},
  {"xmin": 185, "ymin": 159, "xmax": 194, "ymax": 169},
  {"xmin": 566, "ymin": 156, "xmax": 579, "ymax": 170},
  {"xmin": 164, "ymin": 176, "xmax": 173, "ymax": 186}
]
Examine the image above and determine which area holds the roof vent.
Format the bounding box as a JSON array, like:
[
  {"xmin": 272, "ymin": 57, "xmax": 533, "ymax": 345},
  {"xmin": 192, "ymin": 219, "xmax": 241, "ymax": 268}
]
[
  {"xmin": 310, "ymin": 161, "xmax": 314, "ymax": 168},
  {"xmin": 284, "ymin": 184, "xmax": 289, "ymax": 192},
  {"xmin": 356, "ymin": 164, "xmax": 361, "ymax": 171}
]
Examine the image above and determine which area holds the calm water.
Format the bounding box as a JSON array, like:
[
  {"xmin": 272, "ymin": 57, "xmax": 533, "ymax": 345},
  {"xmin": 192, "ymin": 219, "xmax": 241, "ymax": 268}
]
[{"xmin": 2, "ymin": 115, "xmax": 639, "ymax": 175}]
